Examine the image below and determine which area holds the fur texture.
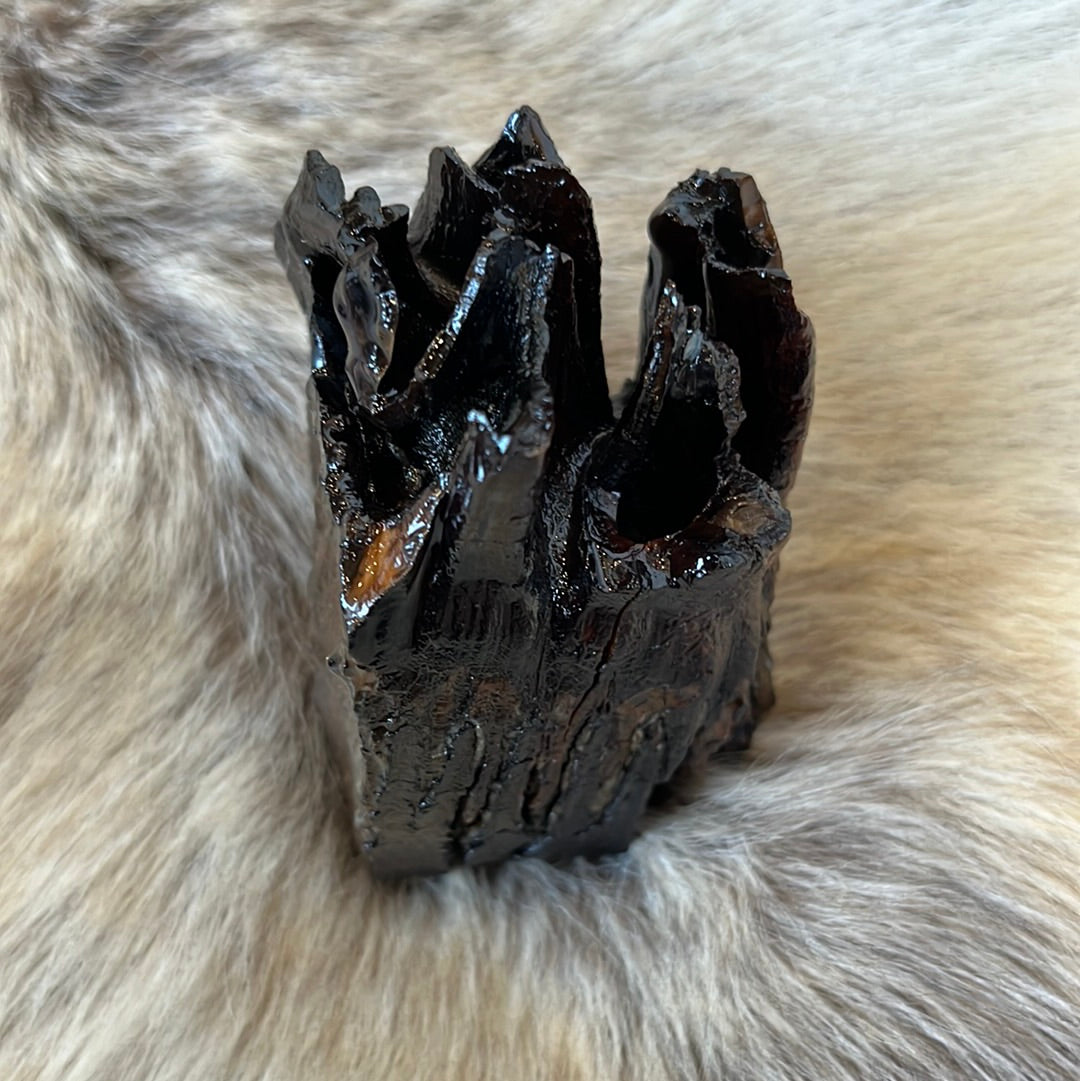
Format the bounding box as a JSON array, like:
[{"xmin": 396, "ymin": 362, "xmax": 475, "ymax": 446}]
[{"xmin": 2, "ymin": 1, "xmax": 1079, "ymax": 1077}]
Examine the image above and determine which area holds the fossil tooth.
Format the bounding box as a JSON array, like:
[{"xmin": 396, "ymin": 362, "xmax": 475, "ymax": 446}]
[{"xmin": 277, "ymin": 108, "xmax": 815, "ymax": 878}]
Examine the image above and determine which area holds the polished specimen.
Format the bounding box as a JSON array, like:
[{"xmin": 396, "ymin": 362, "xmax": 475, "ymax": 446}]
[{"xmin": 276, "ymin": 108, "xmax": 814, "ymax": 877}]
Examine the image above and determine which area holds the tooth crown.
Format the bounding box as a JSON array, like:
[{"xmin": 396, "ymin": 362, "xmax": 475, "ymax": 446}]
[{"xmin": 276, "ymin": 107, "xmax": 815, "ymax": 878}]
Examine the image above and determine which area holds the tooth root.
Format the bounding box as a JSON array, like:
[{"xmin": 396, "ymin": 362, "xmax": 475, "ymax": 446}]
[
  {"xmin": 590, "ymin": 281, "xmax": 746, "ymax": 546},
  {"xmin": 645, "ymin": 168, "xmax": 814, "ymax": 496},
  {"xmin": 704, "ymin": 259, "xmax": 814, "ymax": 496},
  {"xmin": 536, "ymin": 250, "xmax": 613, "ymax": 447},
  {"xmin": 411, "ymin": 236, "xmax": 560, "ymax": 590},
  {"xmin": 273, "ymin": 151, "xmax": 347, "ymax": 312},
  {"xmin": 342, "ymin": 196, "xmax": 449, "ymax": 400},
  {"xmin": 408, "ymin": 146, "xmax": 499, "ymax": 290},
  {"xmin": 475, "ymin": 109, "xmax": 610, "ymax": 420},
  {"xmin": 333, "ymin": 244, "xmax": 397, "ymax": 401}
]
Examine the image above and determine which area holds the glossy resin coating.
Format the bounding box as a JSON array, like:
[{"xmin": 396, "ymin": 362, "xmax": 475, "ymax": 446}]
[{"xmin": 276, "ymin": 107, "xmax": 814, "ymax": 877}]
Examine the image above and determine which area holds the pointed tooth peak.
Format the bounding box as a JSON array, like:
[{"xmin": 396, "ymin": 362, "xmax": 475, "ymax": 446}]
[
  {"xmin": 344, "ymin": 185, "xmax": 386, "ymax": 226},
  {"xmin": 408, "ymin": 146, "xmax": 499, "ymax": 287},
  {"xmin": 474, "ymin": 105, "xmax": 564, "ymax": 180},
  {"xmin": 298, "ymin": 150, "xmax": 346, "ymax": 217},
  {"xmin": 504, "ymin": 105, "xmax": 562, "ymax": 163}
]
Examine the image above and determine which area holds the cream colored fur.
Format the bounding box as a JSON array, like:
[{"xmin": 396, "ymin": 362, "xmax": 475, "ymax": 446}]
[{"xmin": 2, "ymin": 2, "xmax": 1079, "ymax": 1077}]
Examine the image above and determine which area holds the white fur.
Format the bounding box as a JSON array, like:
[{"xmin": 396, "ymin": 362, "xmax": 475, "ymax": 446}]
[{"xmin": 1, "ymin": 1, "xmax": 1079, "ymax": 1077}]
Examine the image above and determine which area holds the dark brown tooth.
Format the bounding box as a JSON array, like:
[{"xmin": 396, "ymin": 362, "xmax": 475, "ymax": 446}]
[{"xmin": 277, "ymin": 108, "xmax": 815, "ymax": 878}]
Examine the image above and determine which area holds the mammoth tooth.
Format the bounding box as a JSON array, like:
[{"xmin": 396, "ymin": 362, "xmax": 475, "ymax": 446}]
[{"xmin": 277, "ymin": 107, "xmax": 815, "ymax": 878}]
